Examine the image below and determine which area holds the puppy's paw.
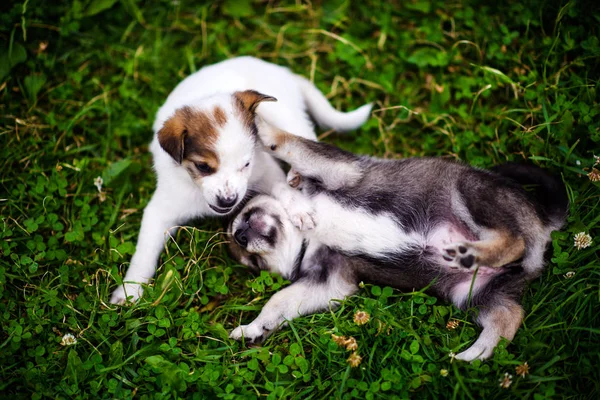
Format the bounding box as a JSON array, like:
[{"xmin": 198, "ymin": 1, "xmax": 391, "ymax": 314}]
[
  {"xmin": 442, "ymin": 242, "xmax": 479, "ymax": 270},
  {"xmin": 110, "ymin": 283, "xmax": 143, "ymax": 305},
  {"xmin": 287, "ymin": 199, "xmax": 316, "ymax": 231},
  {"xmin": 287, "ymin": 169, "xmax": 303, "ymax": 190},
  {"xmin": 255, "ymin": 117, "xmax": 283, "ymax": 151},
  {"xmin": 455, "ymin": 343, "xmax": 494, "ymax": 362},
  {"xmin": 290, "ymin": 210, "xmax": 316, "ymax": 231},
  {"xmin": 230, "ymin": 323, "xmax": 267, "ymax": 344}
]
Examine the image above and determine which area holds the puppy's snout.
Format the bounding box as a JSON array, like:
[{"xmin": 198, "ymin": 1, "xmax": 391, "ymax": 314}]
[
  {"xmin": 217, "ymin": 194, "xmax": 238, "ymax": 208},
  {"xmin": 234, "ymin": 228, "xmax": 248, "ymax": 248}
]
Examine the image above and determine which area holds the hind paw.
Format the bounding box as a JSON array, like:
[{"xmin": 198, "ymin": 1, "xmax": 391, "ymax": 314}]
[
  {"xmin": 442, "ymin": 242, "xmax": 480, "ymax": 270},
  {"xmin": 455, "ymin": 343, "xmax": 494, "ymax": 362}
]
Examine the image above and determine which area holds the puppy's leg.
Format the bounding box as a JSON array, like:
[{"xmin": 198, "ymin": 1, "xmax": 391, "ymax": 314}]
[
  {"xmin": 230, "ymin": 276, "xmax": 357, "ymax": 343},
  {"xmin": 110, "ymin": 193, "xmax": 181, "ymax": 304},
  {"xmin": 250, "ymin": 149, "xmax": 315, "ymax": 230},
  {"xmin": 456, "ymin": 301, "xmax": 524, "ymax": 361},
  {"xmin": 255, "ymin": 118, "xmax": 364, "ymax": 191},
  {"xmin": 271, "ymin": 182, "xmax": 316, "ymax": 230},
  {"xmin": 443, "ymin": 230, "xmax": 525, "ymax": 270}
]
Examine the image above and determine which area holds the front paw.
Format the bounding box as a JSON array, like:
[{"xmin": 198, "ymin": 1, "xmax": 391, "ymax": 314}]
[
  {"xmin": 110, "ymin": 283, "xmax": 143, "ymax": 305},
  {"xmin": 230, "ymin": 324, "xmax": 268, "ymax": 344},
  {"xmin": 442, "ymin": 242, "xmax": 479, "ymax": 270},
  {"xmin": 288, "ymin": 204, "xmax": 316, "ymax": 231},
  {"xmin": 255, "ymin": 117, "xmax": 282, "ymax": 151}
]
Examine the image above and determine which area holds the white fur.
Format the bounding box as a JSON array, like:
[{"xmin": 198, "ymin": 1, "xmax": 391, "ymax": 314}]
[
  {"xmin": 229, "ymin": 195, "xmax": 517, "ymax": 362},
  {"xmin": 110, "ymin": 57, "xmax": 371, "ymax": 304},
  {"xmin": 455, "ymin": 305, "xmax": 522, "ymax": 361},
  {"xmin": 295, "ymin": 75, "xmax": 373, "ymax": 132},
  {"xmin": 310, "ymin": 194, "xmax": 420, "ymax": 256},
  {"xmin": 230, "ymin": 273, "xmax": 357, "ymax": 343}
]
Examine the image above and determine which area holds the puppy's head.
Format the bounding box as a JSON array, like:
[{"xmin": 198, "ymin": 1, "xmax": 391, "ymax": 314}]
[
  {"xmin": 228, "ymin": 195, "xmax": 303, "ymax": 278},
  {"xmin": 157, "ymin": 90, "xmax": 276, "ymax": 215}
]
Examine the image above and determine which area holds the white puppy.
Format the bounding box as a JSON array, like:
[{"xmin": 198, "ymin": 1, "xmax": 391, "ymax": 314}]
[{"xmin": 110, "ymin": 56, "xmax": 372, "ymax": 304}]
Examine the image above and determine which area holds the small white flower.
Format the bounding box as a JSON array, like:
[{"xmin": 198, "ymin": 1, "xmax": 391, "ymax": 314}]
[
  {"xmin": 449, "ymin": 351, "xmax": 457, "ymax": 363},
  {"xmin": 515, "ymin": 362, "xmax": 530, "ymax": 378},
  {"xmin": 564, "ymin": 271, "xmax": 575, "ymax": 279},
  {"xmin": 94, "ymin": 176, "xmax": 103, "ymax": 193},
  {"xmin": 347, "ymin": 352, "xmax": 362, "ymax": 368},
  {"xmin": 499, "ymin": 372, "xmax": 513, "ymax": 388},
  {"xmin": 589, "ymin": 168, "xmax": 600, "ymax": 182},
  {"xmin": 353, "ymin": 310, "xmax": 370, "ymax": 326},
  {"xmin": 574, "ymin": 232, "xmax": 592, "ymax": 250},
  {"xmin": 576, "ymin": 160, "xmax": 581, "ymax": 166},
  {"xmin": 60, "ymin": 333, "xmax": 77, "ymax": 346}
]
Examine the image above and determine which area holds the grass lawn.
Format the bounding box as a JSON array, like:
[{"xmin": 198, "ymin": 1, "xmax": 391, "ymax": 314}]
[{"xmin": 1, "ymin": 0, "xmax": 599, "ymax": 398}]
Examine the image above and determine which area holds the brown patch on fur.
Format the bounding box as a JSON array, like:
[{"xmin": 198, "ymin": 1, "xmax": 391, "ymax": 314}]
[
  {"xmin": 157, "ymin": 106, "xmax": 223, "ymax": 171},
  {"xmin": 470, "ymin": 231, "xmax": 525, "ymax": 268},
  {"xmin": 259, "ymin": 124, "xmax": 293, "ymax": 152},
  {"xmin": 157, "ymin": 111, "xmax": 187, "ymax": 163},
  {"xmin": 482, "ymin": 302, "xmax": 523, "ymax": 341},
  {"xmin": 234, "ymin": 90, "xmax": 277, "ymax": 113},
  {"xmin": 233, "ymin": 90, "xmax": 277, "ymax": 134},
  {"xmin": 213, "ymin": 106, "xmax": 227, "ymax": 127}
]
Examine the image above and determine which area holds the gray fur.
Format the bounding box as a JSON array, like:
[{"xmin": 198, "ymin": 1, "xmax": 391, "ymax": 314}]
[{"xmin": 228, "ymin": 121, "xmax": 568, "ymax": 361}]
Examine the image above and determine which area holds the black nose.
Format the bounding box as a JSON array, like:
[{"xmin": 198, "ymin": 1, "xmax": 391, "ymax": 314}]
[
  {"xmin": 234, "ymin": 229, "xmax": 248, "ymax": 247},
  {"xmin": 217, "ymin": 195, "xmax": 238, "ymax": 208}
]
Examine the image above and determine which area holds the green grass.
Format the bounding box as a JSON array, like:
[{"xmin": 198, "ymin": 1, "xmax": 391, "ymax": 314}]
[{"xmin": 1, "ymin": 0, "xmax": 599, "ymax": 398}]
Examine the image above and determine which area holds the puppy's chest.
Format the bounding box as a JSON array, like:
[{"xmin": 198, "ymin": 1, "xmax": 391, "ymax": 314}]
[
  {"xmin": 310, "ymin": 194, "xmax": 422, "ymax": 256},
  {"xmin": 297, "ymin": 244, "xmax": 346, "ymax": 283}
]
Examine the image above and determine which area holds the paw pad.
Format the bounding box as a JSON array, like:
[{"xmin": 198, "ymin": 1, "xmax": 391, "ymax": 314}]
[{"xmin": 442, "ymin": 243, "xmax": 479, "ymax": 270}]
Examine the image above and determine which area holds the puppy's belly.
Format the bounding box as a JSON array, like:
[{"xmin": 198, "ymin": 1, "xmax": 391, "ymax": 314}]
[{"xmin": 312, "ymin": 195, "xmax": 420, "ymax": 256}]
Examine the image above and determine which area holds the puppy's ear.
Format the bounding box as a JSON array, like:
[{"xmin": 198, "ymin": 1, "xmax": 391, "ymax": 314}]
[
  {"xmin": 157, "ymin": 114, "xmax": 186, "ymax": 164},
  {"xmin": 234, "ymin": 90, "xmax": 277, "ymax": 113}
]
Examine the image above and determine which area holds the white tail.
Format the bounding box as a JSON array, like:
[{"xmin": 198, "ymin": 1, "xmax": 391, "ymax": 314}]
[{"xmin": 296, "ymin": 76, "xmax": 372, "ymax": 132}]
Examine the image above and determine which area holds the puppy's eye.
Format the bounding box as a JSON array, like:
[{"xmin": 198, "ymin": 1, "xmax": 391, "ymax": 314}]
[{"xmin": 195, "ymin": 162, "xmax": 213, "ymax": 174}]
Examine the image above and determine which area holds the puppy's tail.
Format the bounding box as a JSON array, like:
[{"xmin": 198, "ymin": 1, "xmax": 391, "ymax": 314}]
[
  {"xmin": 491, "ymin": 162, "xmax": 569, "ymax": 230},
  {"xmin": 296, "ymin": 75, "xmax": 372, "ymax": 132}
]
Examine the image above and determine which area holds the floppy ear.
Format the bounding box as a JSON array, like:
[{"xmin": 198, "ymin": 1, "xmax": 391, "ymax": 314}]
[
  {"xmin": 157, "ymin": 114, "xmax": 186, "ymax": 164},
  {"xmin": 234, "ymin": 90, "xmax": 277, "ymax": 113}
]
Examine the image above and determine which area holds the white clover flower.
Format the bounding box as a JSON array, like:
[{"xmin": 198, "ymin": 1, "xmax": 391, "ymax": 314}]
[
  {"xmin": 94, "ymin": 176, "xmax": 103, "ymax": 193},
  {"xmin": 448, "ymin": 351, "xmax": 457, "ymax": 363},
  {"xmin": 353, "ymin": 310, "xmax": 370, "ymax": 326},
  {"xmin": 574, "ymin": 232, "xmax": 592, "ymax": 250},
  {"xmin": 60, "ymin": 333, "xmax": 77, "ymax": 346},
  {"xmin": 564, "ymin": 271, "xmax": 575, "ymax": 279},
  {"xmin": 499, "ymin": 372, "xmax": 513, "ymax": 388},
  {"xmin": 515, "ymin": 362, "xmax": 530, "ymax": 378},
  {"xmin": 347, "ymin": 352, "xmax": 362, "ymax": 368}
]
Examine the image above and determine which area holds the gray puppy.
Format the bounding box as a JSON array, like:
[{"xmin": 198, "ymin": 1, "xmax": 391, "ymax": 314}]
[{"xmin": 228, "ymin": 119, "xmax": 567, "ymax": 361}]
